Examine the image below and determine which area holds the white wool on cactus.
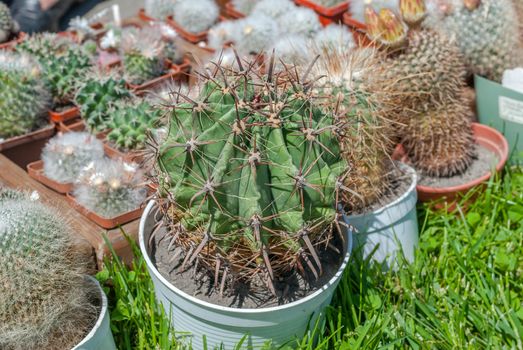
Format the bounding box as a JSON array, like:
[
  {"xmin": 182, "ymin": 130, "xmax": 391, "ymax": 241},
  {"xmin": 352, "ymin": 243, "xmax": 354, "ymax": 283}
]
[{"xmin": 172, "ymin": 0, "xmax": 219, "ymax": 33}]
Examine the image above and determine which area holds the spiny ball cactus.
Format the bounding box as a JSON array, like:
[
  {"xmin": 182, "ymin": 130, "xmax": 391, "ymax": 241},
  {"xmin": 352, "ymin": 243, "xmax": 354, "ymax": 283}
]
[
  {"xmin": 0, "ymin": 52, "xmax": 50, "ymax": 140},
  {"xmin": 236, "ymin": 15, "xmax": 279, "ymax": 54},
  {"xmin": 172, "ymin": 0, "xmax": 219, "ymax": 33},
  {"xmin": 106, "ymin": 100, "xmax": 162, "ymax": 151},
  {"xmin": 17, "ymin": 33, "xmax": 93, "ymax": 105},
  {"xmin": 277, "ymin": 7, "xmax": 322, "ymax": 38},
  {"xmin": 74, "ymin": 159, "xmax": 146, "ymax": 218},
  {"xmin": 74, "ymin": 73, "xmax": 132, "ymax": 132},
  {"xmin": 0, "ymin": 2, "xmax": 18, "ymax": 43},
  {"xmin": 121, "ymin": 27, "xmax": 167, "ymax": 85},
  {"xmin": 152, "ymin": 54, "xmax": 350, "ymax": 294},
  {"xmin": 430, "ymin": 0, "xmax": 523, "ymax": 82},
  {"xmin": 0, "ymin": 191, "xmax": 96, "ymax": 350},
  {"xmin": 41, "ymin": 132, "xmax": 105, "ymax": 184},
  {"xmin": 208, "ymin": 21, "xmax": 242, "ymax": 50},
  {"xmin": 252, "ymin": 0, "xmax": 297, "ymax": 19},
  {"xmin": 313, "ymin": 24, "xmax": 356, "ymax": 55}
]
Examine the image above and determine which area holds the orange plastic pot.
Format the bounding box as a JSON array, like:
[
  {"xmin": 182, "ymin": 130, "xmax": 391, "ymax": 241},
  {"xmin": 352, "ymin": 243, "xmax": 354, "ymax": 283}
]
[
  {"xmin": 294, "ymin": 0, "xmax": 349, "ymax": 25},
  {"xmin": 394, "ymin": 123, "xmax": 509, "ymax": 205},
  {"xmin": 0, "ymin": 124, "xmax": 55, "ymax": 168},
  {"xmin": 138, "ymin": 8, "xmax": 156, "ymax": 22},
  {"xmin": 48, "ymin": 106, "xmax": 80, "ymax": 123}
]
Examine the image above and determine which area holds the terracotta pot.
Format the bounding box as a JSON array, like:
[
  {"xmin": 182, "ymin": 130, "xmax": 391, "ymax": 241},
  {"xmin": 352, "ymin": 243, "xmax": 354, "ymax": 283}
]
[
  {"xmin": 166, "ymin": 16, "xmax": 209, "ymax": 43},
  {"xmin": 138, "ymin": 8, "xmax": 156, "ymax": 22},
  {"xmin": 295, "ymin": 0, "xmax": 348, "ymax": 25},
  {"xmin": 27, "ymin": 160, "xmax": 73, "ymax": 194},
  {"xmin": 48, "ymin": 106, "xmax": 80, "ymax": 123},
  {"xmin": 58, "ymin": 119, "xmax": 86, "ymax": 133},
  {"xmin": 66, "ymin": 193, "xmax": 145, "ymax": 229},
  {"xmin": 0, "ymin": 125, "xmax": 55, "ymax": 168},
  {"xmin": 342, "ymin": 12, "xmax": 371, "ymax": 47},
  {"xmin": 394, "ymin": 123, "xmax": 509, "ymax": 205},
  {"xmin": 224, "ymin": 2, "xmax": 245, "ymax": 19},
  {"xmin": 0, "ymin": 32, "xmax": 26, "ymax": 50}
]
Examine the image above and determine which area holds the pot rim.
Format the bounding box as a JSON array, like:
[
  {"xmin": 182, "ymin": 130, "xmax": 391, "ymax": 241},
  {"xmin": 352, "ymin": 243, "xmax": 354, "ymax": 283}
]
[
  {"xmin": 72, "ymin": 276, "xmax": 109, "ymax": 349},
  {"xmin": 416, "ymin": 123, "xmax": 509, "ymax": 193},
  {"xmin": 347, "ymin": 162, "xmax": 418, "ymax": 219},
  {"xmin": 139, "ymin": 200, "xmax": 353, "ymax": 314}
]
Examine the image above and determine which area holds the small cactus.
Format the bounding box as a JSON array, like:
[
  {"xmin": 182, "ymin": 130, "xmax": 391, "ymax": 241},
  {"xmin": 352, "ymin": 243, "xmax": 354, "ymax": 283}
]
[
  {"xmin": 235, "ymin": 15, "xmax": 280, "ymax": 54},
  {"xmin": 208, "ymin": 21, "xmax": 242, "ymax": 50},
  {"xmin": 0, "ymin": 2, "xmax": 18, "ymax": 43},
  {"xmin": 313, "ymin": 24, "xmax": 356, "ymax": 55},
  {"xmin": 277, "ymin": 7, "xmax": 322, "ymax": 38},
  {"xmin": 0, "ymin": 190, "xmax": 96, "ymax": 350},
  {"xmin": 0, "ymin": 51, "xmax": 50, "ymax": 140},
  {"xmin": 172, "ymin": 0, "xmax": 219, "ymax": 33},
  {"xmin": 144, "ymin": 0, "xmax": 176, "ymax": 19},
  {"xmin": 106, "ymin": 100, "xmax": 162, "ymax": 151},
  {"xmin": 231, "ymin": 0, "xmax": 258, "ymax": 14},
  {"xmin": 74, "ymin": 159, "xmax": 146, "ymax": 218},
  {"xmin": 252, "ymin": 0, "xmax": 297, "ymax": 19},
  {"xmin": 269, "ymin": 34, "xmax": 311, "ymax": 69},
  {"xmin": 41, "ymin": 132, "xmax": 105, "ymax": 184},
  {"xmin": 350, "ymin": 0, "xmax": 400, "ymax": 23}
]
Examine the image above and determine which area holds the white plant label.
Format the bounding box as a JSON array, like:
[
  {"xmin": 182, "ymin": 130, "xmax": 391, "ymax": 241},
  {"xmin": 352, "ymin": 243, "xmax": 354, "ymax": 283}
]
[{"xmin": 499, "ymin": 96, "xmax": 523, "ymax": 124}]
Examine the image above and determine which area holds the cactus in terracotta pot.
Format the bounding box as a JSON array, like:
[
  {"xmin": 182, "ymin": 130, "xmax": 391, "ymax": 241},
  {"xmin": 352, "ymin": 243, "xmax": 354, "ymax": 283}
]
[
  {"xmin": 0, "ymin": 190, "xmax": 97, "ymax": 350},
  {"xmin": 0, "ymin": 51, "xmax": 51, "ymax": 140},
  {"xmin": 150, "ymin": 53, "xmax": 353, "ymax": 296},
  {"xmin": 235, "ymin": 14, "xmax": 280, "ymax": 54},
  {"xmin": 0, "ymin": 2, "xmax": 18, "ymax": 43}
]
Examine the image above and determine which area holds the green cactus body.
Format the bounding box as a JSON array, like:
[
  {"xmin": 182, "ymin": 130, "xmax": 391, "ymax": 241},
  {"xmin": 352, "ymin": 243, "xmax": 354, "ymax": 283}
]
[
  {"xmin": 107, "ymin": 101, "xmax": 162, "ymax": 151},
  {"xmin": 123, "ymin": 52, "xmax": 164, "ymax": 85},
  {"xmin": 17, "ymin": 34, "xmax": 93, "ymax": 105},
  {"xmin": 155, "ymin": 61, "xmax": 348, "ymax": 291},
  {"xmin": 74, "ymin": 75, "xmax": 131, "ymax": 132},
  {"xmin": 0, "ymin": 2, "xmax": 17, "ymax": 43},
  {"xmin": 435, "ymin": 0, "xmax": 522, "ymax": 82},
  {"xmin": 0, "ymin": 52, "xmax": 50, "ymax": 139},
  {"xmin": 0, "ymin": 192, "xmax": 95, "ymax": 350}
]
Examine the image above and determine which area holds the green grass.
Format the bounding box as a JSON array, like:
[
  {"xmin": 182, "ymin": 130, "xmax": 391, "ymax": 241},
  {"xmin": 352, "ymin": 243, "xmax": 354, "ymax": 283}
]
[{"xmin": 98, "ymin": 167, "xmax": 523, "ymax": 349}]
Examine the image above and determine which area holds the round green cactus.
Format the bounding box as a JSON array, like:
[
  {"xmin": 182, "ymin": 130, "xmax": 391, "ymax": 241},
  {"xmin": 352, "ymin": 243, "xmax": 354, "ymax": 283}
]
[
  {"xmin": 0, "ymin": 190, "xmax": 96, "ymax": 350},
  {"xmin": 153, "ymin": 55, "xmax": 350, "ymax": 294},
  {"xmin": 0, "ymin": 2, "xmax": 18, "ymax": 43},
  {"xmin": 107, "ymin": 100, "xmax": 162, "ymax": 151},
  {"xmin": 0, "ymin": 51, "xmax": 51, "ymax": 140}
]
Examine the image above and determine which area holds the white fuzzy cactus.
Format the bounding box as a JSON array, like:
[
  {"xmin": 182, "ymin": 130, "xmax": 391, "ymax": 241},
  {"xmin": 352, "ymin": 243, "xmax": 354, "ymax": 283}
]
[
  {"xmin": 350, "ymin": 0, "xmax": 400, "ymax": 23},
  {"xmin": 42, "ymin": 132, "xmax": 105, "ymax": 184},
  {"xmin": 277, "ymin": 7, "xmax": 322, "ymax": 38},
  {"xmin": 172, "ymin": 0, "xmax": 219, "ymax": 33},
  {"xmin": 251, "ymin": 0, "xmax": 297, "ymax": 19},
  {"xmin": 208, "ymin": 21, "xmax": 242, "ymax": 50},
  {"xmin": 144, "ymin": 0, "xmax": 177, "ymax": 18},
  {"xmin": 313, "ymin": 24, "xmax": 355, "ymax": 54},
  {"xmin": 269, "ymin": 34, "xmax": 311, "ymax": 69},
  {"xmin": 73, "ymin": 158, "xmax": 146, "ymax": 218},
  {"xmin": 231, "ymin": 0, "xmax": 258, "ymax": 14},
  {"xmin": 235, "ymin": 15, "xmax": 279, "ymax": 54}
]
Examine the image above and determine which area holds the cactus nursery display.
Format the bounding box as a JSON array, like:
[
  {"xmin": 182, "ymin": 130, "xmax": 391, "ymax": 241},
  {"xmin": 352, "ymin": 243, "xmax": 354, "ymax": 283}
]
[
  {"xmin": 0, "ymin": 2, "xmax": 18, "ymax": 43},
  {"xmin": 0, "ymin": 189, "xmax": 98, "ymax": 350},
  {"xmin": 0, "ymin": 51, "xmax": 51, "ymax": 140},
  {"xmin": 73, "ymin": 158, "xmax": 146, "ymax": 218},
  {"xmin": 41, "ymin": 132, "xmax": 105, "ymax": 184}
]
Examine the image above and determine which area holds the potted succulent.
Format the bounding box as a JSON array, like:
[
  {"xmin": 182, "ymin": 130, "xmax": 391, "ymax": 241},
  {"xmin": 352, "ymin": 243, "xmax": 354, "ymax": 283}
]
[
  {"xmin": 0, "ymin": 188, "xmax": 116, "ymax": 350},
  {"xmin": 139, "ymin": 55, "xmax": 353, "ymax": 348},
  {"xmin": 0, "ymin": 2, "xmax": 21, "ymax": 49},
  {"xmin": 166, "ymin": 0, "xmax": 220, "ymax": 43},
  {"xmin": 0, "ymin": 51, "xmax": 54, "ymax": 168},
  {"xmin": 294, "ymin": 0, "xmax": 350, "ymax": 25},
  {"xmin": 365, "ymin": 0, "xmax": 508, "ymax": 206}
]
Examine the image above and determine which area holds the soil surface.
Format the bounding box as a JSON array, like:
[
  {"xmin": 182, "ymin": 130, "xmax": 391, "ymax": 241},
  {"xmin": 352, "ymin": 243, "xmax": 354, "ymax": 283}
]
[
  {"xmin": 418, "ymin": 144, "xmax": 499, "ymax": 187},
  {"xmin": 151, "ymin": 226, "xmax": 345, "ymax": 309}
]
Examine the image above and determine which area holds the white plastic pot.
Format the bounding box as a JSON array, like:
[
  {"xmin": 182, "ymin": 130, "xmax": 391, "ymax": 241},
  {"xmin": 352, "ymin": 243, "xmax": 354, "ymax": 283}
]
[
  {"xmin": 348, "ymin": 162, "xmax": 418, "ymax": 268},
  {"xmin": 139, "ymin": 201, "xmax": 353, "ymax": 349},
  {"xmin": 73, "ymin": 276, "xmax": 117, "ymax": 350}
]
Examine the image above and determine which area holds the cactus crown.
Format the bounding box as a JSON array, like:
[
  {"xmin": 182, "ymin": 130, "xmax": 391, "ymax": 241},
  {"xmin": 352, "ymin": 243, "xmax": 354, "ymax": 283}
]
[
  {"xmin": 152, "ymin": 54, "xmax": 352, "ymax": 295},
  {"xmin": 0, "ymin": 190, "xmax": 96, "ymax": 350},
  {"xmin": 0, "ymin": 51, "xmax": 50, "ymax": 140}
]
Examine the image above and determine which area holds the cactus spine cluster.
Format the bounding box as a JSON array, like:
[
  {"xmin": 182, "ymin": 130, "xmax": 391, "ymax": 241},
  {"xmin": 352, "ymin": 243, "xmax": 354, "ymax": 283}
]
[
  {"xmin": 74, "ymin": 73, "xmax": 131, "ymax": 132},
  {"xmin": 429, "ymin": 0, "xmax": 523, "ymax": 82},
  {"xmin": 172, "ymin": 0, "xmax": 219, "ymax": 33},
  {"xmin": 0, "ymin": 52, "xmax": 50, "ymax": 140},
  {"xmin": 42, "ymin": 132, "xmax": 105, "ymax": 184},
  {"xmin": 152, "ymin": 54, "xmax": 351, "ymax": 295},
  {"xmin": 0, "ymin": 2, "xmax": 18, "ymax": 43},
  {"xmin": 74, "ymin": 159, "xmax": 146, "ymax": 218},
  {"xmin": 0, "ymin": 189, "xmax": 96, "ymax": 350},
  {"xmin": 365, "ymin": 0, "xmax": 475, "ymax": 177},
  {"xmin": 17, "ymin": 33, "xmax": 93, "ymax": 105},
  {"xmin": 107, "ymin": 100, "xmax": 162, "ymax": 151}
]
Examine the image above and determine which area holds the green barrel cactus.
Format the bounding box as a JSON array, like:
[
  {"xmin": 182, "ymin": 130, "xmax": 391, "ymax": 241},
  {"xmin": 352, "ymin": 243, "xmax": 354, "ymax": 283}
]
[
  {"xmin": 107, "ymin": 100, "xmax": 162, "ymax": 151},
  {"xmin": 152, "ymin": 55, "xmax": 350, "ymax": 294},
  {"xmin": 74, "ymin": 73, "xmax": 132, "ymax": 132},
  {"xmin": 0, "ymin": 2, "xmax": 18, "ymax": 43},
  {"xmin": 0, "ymin": 51, "xmax": 51, "ymax": 140},
  {"xmin": 17, "ymin": 33, "xmax": 93, "ymax": 105},
  {"xmin": 0, "ymin": 190, "xmax": 96, "ymax": 350}
]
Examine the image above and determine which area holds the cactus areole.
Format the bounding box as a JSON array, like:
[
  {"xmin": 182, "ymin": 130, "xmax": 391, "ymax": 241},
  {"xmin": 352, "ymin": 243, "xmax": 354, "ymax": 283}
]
[{"xmin": 152, "ymin": 55, "xmax": 351, "ymax": 295}]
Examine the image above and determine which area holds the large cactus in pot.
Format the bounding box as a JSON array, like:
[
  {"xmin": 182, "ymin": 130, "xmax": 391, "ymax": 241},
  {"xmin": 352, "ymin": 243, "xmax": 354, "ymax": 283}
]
[{"xmin": 151, "ymin": 55, "xmax": 350, "ymax": 295}]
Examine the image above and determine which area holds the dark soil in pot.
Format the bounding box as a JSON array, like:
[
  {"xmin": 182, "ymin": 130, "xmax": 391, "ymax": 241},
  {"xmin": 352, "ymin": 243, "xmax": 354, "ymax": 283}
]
[
  {"xmin": 417, "ymin": 144, "xmax": 498, "ymax": 188},
  {"xmin": 150, "ymin": 227, "xmax": 344, "ymax": 309}
]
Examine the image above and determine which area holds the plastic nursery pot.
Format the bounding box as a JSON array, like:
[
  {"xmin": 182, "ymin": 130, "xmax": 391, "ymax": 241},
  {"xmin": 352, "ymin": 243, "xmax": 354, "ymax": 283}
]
[
  {"xmin": 72, "ymin": 276, "xmax": 117, "ymax": 350},
  {"xmin": 127, "ymin": 59, "xmax": 184, "ymax": 91},
  {"xmin": 139, "ymin": 200, "xmax": 353, "ymax": 349},
  {"xmin": 137, "ymin": 8, "xmax": 156, "ymax": 22},
  {"xmin": 348, "ymin": 162, "xmax": 419, "ymax": 269},
  {"xmin": 48, "ymin": 106, "xmax": 80, "ymax": 123},
  {"xmin": 224, "ymin": 2, "xmax": 245, "ymax": 19},
  {"xmin": 27, "ymin": 160, "xmax": 73, "ymax": 194},
  {"xmin": 0, "ymin": 32, "xmax": 26, "ymax": 50},
  {"xmin": 66, "ymin": 193, "xmax": 145, "ymax": 229},
  {"xmin": 342, "ymin": 12, "xmax": 372, "ymax": 47},
  {"xmin": 0, "ymin": 125, "xmax": 55, "ymax": 168},
  {"xmin": 395, "ymin": 123, "xmax": 509, "ymax": 205},
  {"xmin": 166, "ymin": 15, "xmax": 209, "ymax": 44},
  {"xmin": 294, "ymin": 0, "xmax": 349, "ymax": 25}
]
